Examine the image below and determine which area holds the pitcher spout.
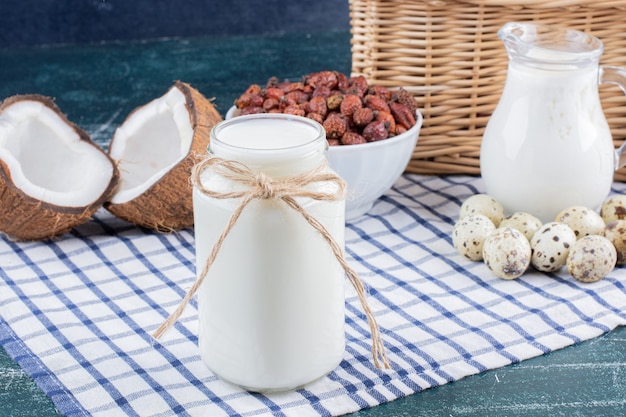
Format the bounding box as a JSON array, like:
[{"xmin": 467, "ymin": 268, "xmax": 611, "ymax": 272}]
[{"xmin": 498, "ymin": 22, "xmax": 530, "ymax": 58}]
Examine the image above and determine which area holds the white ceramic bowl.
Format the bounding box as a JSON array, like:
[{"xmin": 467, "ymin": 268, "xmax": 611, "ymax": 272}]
[{"xmin": 225, "ymin": 106, "xmax": 422, "ymax": 220}]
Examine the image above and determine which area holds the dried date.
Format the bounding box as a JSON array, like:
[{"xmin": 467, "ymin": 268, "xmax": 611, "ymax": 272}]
[
  {"xmin": 375, "ymin": 110, "xmax": 396, "ymax": 133},
  {"xmin": 368, "ymin": 85, "xmax": 392, "ymax": 102},
  {"xmin": 263, "ymin": 98, "xmax": 280, "ymax": 111},
  {"xmin": 265, "ymin": 87, "xmax": 285, "ymax": 101},
  {"xmin": 326, "ymin": 94, "xmax": 343, "ymax": 111},
  {"xmin": 336, "ymin": 72, "xmax": 350, "ymax": 91},
  {"xmin": 323, "ymin": 112, "xmax": 348, "ymax": 139},
  {"xmin": 364, "ymin": 95, "xmax": 390, "ymax": 113},
  {"xmin": 305, "ymin": 96, "xmax": 328, "ymax": 117},
  {"xmin": 283, "ymin": 105, "xmax": 306, "ymax": 117},
  {"xmin": 234, "ymin": 92, "xmax": 264, "ymax": 109},
  {"xmin": 307, "ymin": 112, "xmax": 324, "ymax": 124},
  {"xmin": 389, "ymin": 101, "xmax": 416, "ymax": 130},
  {"xmin": 352, "ymin": 107, "xmax": 374, "ymax": 126},
  {"xmin": 312, "ymin": 85, "xmax": 331, "ymax": 99},
  {"xmin": 245, "ymin": 84, "xmax": 262, "ymax": 95},
  {"xmin": 392, "ymin": 88, "xmax": 418, "ymax": 114},
  {"xmin": 279, "ymin": 81, "xmax": 305, "ymax": 93},
  {"xmin": 240, "ymin": 106, "xmax": 264, "ymax": 115},
  {"xmin": 347, "ymin": 75, "xmax": 369, "ymax": 97},
  {"xmin": 340, "ymin": 94, "xmax": 362, "ymax": 117},
  {"xmin": 285, "ymin": 90, "xmax": 309, "ymax": 105},
  {"xmin": 306, "ymin": 71, "xmax": 338, "ymax": 90},
  {"xmin": 341, "ymin": 131, "xmax": 367, "ymax": 145},
  {"xmin": 362, "ymin": 120, "xmax": 389, "ymax": 142}
]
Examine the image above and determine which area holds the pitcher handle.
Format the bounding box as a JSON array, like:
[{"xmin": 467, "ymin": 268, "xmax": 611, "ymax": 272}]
[{"xmin": 600, "ymin": 66, "xmax": 626, "ymax": 170}]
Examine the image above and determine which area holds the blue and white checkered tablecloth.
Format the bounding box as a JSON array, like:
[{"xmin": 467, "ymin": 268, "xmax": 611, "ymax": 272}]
[{"xmin": 2, "ymin": 174, "xmax": 626, "ymax": 417}]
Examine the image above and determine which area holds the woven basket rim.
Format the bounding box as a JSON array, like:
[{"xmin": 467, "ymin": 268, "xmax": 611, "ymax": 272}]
[{"xmin": 410, "ymin": 0, "xmax": 626, "ymax": 7}]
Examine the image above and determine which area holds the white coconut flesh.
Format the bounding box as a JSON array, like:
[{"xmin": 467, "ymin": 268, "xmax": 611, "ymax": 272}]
[
  {"xmin": 108, "ymin": 87, "xmax": 194, "ymax": 204},
  {"xmin": 0, "ymin": 100, "xmax": 115, "ymax": 207}
]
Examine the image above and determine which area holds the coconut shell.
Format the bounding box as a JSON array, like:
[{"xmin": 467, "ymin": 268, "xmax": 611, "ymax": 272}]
[
  {"xmin": 0, "ymin": 95, "xmax": 119, "ymax": 241},
  {"xmin": 105, "ymin": 81, "xmax": 222, "ymax": 232}
]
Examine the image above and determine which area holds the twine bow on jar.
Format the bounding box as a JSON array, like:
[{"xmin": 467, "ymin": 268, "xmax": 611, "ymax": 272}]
[{"xmin": 152, "ymin": 156, "xmax": 390, "ymax": 370}]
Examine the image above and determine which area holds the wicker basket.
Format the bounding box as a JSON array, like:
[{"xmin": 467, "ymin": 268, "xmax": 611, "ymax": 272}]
[{"xmin": 350, "ymin": 0, "xmax": 626, "ymax": 180}]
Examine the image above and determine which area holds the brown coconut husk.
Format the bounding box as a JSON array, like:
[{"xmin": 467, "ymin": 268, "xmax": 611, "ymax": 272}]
[
  {"xmin": 104, "ymin": 81, "xmax": 222, "ymax": 232},
  {"xmin": 0, "ymin": 95, "xmax": 119, "ymax": 241}
]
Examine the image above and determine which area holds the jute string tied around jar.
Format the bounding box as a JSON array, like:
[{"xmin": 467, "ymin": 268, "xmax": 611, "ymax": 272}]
[{"xmin": 152, "ymin": 156, "xmax": 390, "ymax": 370}]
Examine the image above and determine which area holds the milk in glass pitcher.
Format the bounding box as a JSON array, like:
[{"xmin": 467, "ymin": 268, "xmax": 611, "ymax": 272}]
[{"xmin": 480, "ymin": 22, "xmax": 626, "ymax": 222}]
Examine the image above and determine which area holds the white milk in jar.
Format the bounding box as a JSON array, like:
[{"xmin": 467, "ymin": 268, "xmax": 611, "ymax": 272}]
[
  {"xmin": 481, "ymin": 52, "xmax": 614, "ymax": 222},
  {"xmin": 193, "ymin": 114, "xmax": 346, "ymax": 391}
]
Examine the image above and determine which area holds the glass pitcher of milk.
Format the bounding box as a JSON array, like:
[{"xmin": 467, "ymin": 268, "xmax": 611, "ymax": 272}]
[{"xmin": 480, "ymin": 22, "xmax": 626, "ymax": 222}]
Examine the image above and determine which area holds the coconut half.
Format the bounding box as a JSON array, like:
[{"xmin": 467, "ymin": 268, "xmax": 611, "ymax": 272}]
[
  {"xmin": 105, "ymin": 81, "xmax": 222, "ymax": 231},
  {"xmin": 0, "ymin": 95, "xmax": 119, "ymax": 241}
]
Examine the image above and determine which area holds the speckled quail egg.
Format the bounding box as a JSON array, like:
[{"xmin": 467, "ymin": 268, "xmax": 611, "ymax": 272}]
[
  {"xmin": 482, "ymin": 227, "xmax": 531, "ymax": 280},
  {"xmin": 600, "ymin": 195, "xmax": 626, "ymax": 224},
  {"xmin": 555, "ymin": 206, "xmax": 605, "ymax": 239},
  {"xmin": 530, "ymin": 222, "xmax": 577, "ymax": 272},
  {"xmin": 459, "ymin": 194, "xmax": 505, "ymax": 227},
  {"xmin": 566, "ymin": 235, "xmax": 617, "ymax": 283},
  {"xmin": 499, "ymin": 212, "xmax": 543, "ymax": 241},
  {"xmin": 602, "ymin": 220, "xmax": 626, "ymax": 265},
  {"xmin": 453, "ymin": 214, "xmax": 496, "ymax": 261}
]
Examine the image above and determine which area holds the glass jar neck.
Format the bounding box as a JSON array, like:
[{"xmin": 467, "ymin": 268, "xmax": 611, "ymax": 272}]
[{"xmin": 209, "ymin": 114, "xmax": 327, "ymax": 177}]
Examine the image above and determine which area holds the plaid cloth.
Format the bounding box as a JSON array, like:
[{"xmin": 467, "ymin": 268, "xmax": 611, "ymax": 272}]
[{"xmin": 2, "ymin": 174, "xmax": 626, "ymax": 417}]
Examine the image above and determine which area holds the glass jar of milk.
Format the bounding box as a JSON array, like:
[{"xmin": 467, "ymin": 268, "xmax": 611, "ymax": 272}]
[
  {"xmin": 481, "ymin": 22, "xmax": 626, "ymax": 222},
  {"xmin": 193, "ymin": 114, "xmax": 346, "ymax": 392}
]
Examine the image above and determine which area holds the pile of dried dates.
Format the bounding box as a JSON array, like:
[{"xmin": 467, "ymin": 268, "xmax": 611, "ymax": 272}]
[{"xmin": 234, "ymin": 70, "xmax": 419, "ymax": 145}]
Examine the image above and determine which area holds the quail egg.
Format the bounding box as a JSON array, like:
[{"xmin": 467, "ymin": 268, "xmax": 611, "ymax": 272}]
[
  {"xmin": 482, "ymin": 227, "xmax": 531, "ymax": 280},
  {"xmin": 602, "ymin": 220, "xmax": 626, "ymax": 265},
  {"xmin": 555, "ymin": 206, "xmax": 604, "ymax": 239},
  {"xmin": 600, "ymin": 195, "xmax": 626, "ymax": 224},
  {"xmin": 459, "ymin": 194, "xmax": 504, "ymax": 227},
  {"xmin": 529, "ymin": 222, "xmax": 577, "ymax": 272},
  {"xmin": 452, "ymin": 214, "xmax": 496, "ymax": 261},
  {"xmin": 499, "ymin": 212, "xmax": 543, "ymax": 241},
  {"xmin": 566, "ymin": 235, "xmax": 617, "ymax": 283}
]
